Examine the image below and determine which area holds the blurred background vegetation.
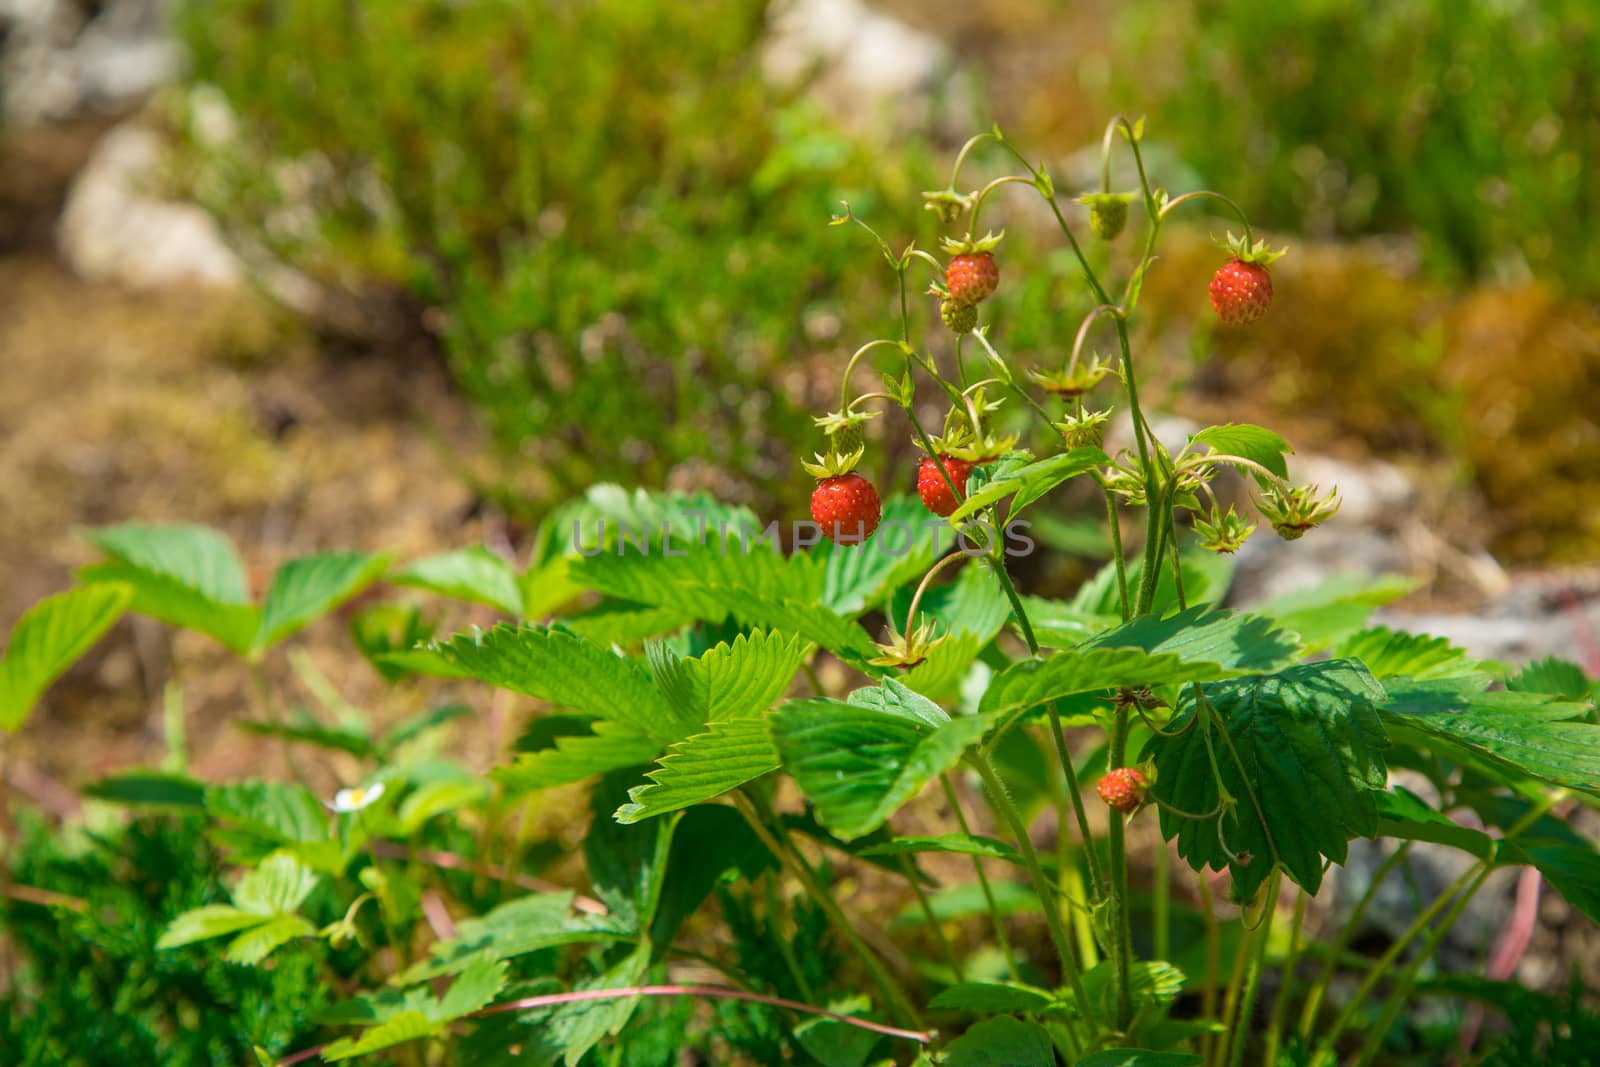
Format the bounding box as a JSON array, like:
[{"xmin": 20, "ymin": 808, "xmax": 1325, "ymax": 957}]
[{"xmin": 149, "ymin": 0, "xmax": 1599, "ymax": 559}]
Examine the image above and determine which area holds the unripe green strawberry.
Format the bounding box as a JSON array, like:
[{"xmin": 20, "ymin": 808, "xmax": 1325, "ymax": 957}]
[
  {"xmin": 1097, "ymin": 767, "xmax": 1148, "ymax": 814},
  {"xmin": 1092, "ymin": 199, "xmax": 1127, "ymax": 240},
  {"xmin": 811, "ymin": 473, "xmax": 881, "ymax": 545},
  {"xmin": 940, "ymin": 298, "xmax": 977, "ymax": 334},
  {"xmin": 945, "ymin": 251, "xmax": 998, "ymax": 305},
  {"xmin": 916, "ymin": 455, "xmax": 974, "ymax": 517}
]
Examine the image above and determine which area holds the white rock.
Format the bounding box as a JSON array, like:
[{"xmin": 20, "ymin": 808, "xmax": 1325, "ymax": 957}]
[
  {"xmin": 57, "ymin": 123, "xmax": 243, "ymax": 289},
  {"xmin": 763, "ymin": 0, "xmax": 969, "ymax": 135},
  {"xmin": 1, "ymin": 0, "xmax": 177, "ymax": 121}
]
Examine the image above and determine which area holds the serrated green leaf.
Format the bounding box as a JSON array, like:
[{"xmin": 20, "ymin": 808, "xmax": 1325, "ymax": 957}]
[
  {"xmin": 1065, "ymin": 960, "xmax": 1188, "ymax": 1019},
  {"xmin": 441, "ymin": 624, "xmax": 685, "ymax": 741},
  {"xmin": 1375, "ymin": 788, "xmax": 1494, "ymax": 859},
  {"xmin": 0, "ymin": 583, "xmax": 133, "ymax": 731},
  {"xmin": 1078, "ymin": 606, "xmax": 1298, "ymax": 673},
  {"xmin": 371, "ymin": 647, "xmax": 471, "ymax": 679},
  {"xmin": 1188, "ymin": 423, "xmax": 1292, "ymax": 480},
  {"xmin": 979, "ymin": 646, "xmax": 1235, "ymax": 719},
  {"xmin": 1253, "ymin": 573, "xmax": 1417, "ymax": 651},
  {"xmin": 773, "ymin": 700, "xmax": 988, "ymax": 839},
  {"xmin": 941, "ymin": 1015, "xmax": 1054, "ymax": 1067},
  {"xmin": 434, "ymin": 956, "xmax": 509, "ymax": 1021},
  {"xmin": 549, "ymin": 942, "xmax": 652, "ymax": 1067},
  {"xmin": 86, "ymin": 522, "xmax": 250, "ymax": 602},
  {"xmin": 1338, "ymin": 626, "xmax": 1475, "ymax": 680},
  {"xmin": 256, "ymin": 551, "xmax": 391, "ymax": 650},
  {"xmin": 572, "ymin": 541, "xmax": 877, "ymax": 665},
  {"xmin": 157, "ymin": 905, "xmax": 267, "ymax": 950},
  {"xmin": 393, "ymin": 546, "xmax": 523, "ymax": 614},
  {"xmin": 1147, "ymin": 660, "xmax": 1389, "ymax": 897},
  {"xmin": 81, "ymin": 523, "xmax": 262, "ymax": 650},
  {"xmin": 225, "ymin": 914, "xmax": 315, "ymax": 964},
  {"xmin": 821, "ymin": 496, "xmax": 940, "ymax": 615},
  {"xmin": 83, "ymin": 767, "xmax": 207, "ymax": 809},
  {"xmin": 948, "ymin": 447, "xmax": 1108, "ymax": 522},
  {"xmin": 615, "ymin": 717, "xmax": 778, "ymax": 823},
  {"xmin": 1508, "ymin": 656, "xmax": 1595, "ymax": 701},
  {"xmin": 848, "ymin": 678, "xmax": 950, "ymax": 728},
  {"xmin": 493, "ymin": 719, "xmax": 662, "ymax": 793},
  {"xmin": 702, "ymin": 630, "xmax": 808, "ymax": 721},
  {"xmin": 1380, "ymin": 677, "xmax": 1600, "ymax": 793},
  {"xmin": 651, "ymin": 804, "xmax": 772, "ymax": 947},
  {"xmin": 929, "ymin": 981, "xmax": 1054, "ymax": 1014},
  {"xmin": 323, "ymin": 1010, "xmax": 440, "ymax": 1061},
  {"xmin": 562, "ymin": 601, "xmax": 693, "ymax": 645},
  {"xmin": 205, "ymin": 780, "xmax": 329, "ymax": 845},
  {"xmin": 234, "ymin": 852, "xmax": 319, "ymax": 916}
]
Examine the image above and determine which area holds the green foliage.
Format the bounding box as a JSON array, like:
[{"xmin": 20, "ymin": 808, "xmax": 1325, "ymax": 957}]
[
  {"xmin": 1118, "ymin": 0, "xmax": 1600, "ymax": 290},
  {"xmin": 1147, "ymin": 660, "xmax": 1389, "ymax": 897},
  {"xmin": 174, "ymin": 0, "xmax": 916, "ymax": 501},
  {"xmin": 0, "ymin": 583, "xmax": 131, "ymax": 731}
]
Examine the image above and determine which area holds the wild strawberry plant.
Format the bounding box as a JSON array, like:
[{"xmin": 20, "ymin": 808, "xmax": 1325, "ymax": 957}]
[{"xmin": 3, "ymin": 120, "xmax": 1599, "ymax": 1066}]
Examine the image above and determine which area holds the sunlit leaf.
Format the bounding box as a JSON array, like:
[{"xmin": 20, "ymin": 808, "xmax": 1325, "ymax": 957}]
[
  {"xmin": 255, "ymin": 551, "xmax": 392, "ymax": 650},
  {"xmin": 393, "ymin": 546, "xmax": 523, "ymax": 614},
  {"xmin": 0, "ymin": 583, "xmax": 132, "ymax": 731}
]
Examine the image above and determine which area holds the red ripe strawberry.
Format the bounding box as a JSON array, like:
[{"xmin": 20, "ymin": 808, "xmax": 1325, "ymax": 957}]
[
  {"xmin": 1097, "ymin": 767, "xmax": 1148, "ymax": 814},
  {"xmin": 811, "ymin": 473, "xmax": 881, "ymax": 544},
  {"xmin": 917, "ymin": 455, "xmax": 974, "ymax": 517},
  {"xmin": 1209, "ymin": 258, "xmax": 1274, "ymax": 326},
  {"xmin": 946, "ymin": 252, "xmax": 998, "ymax": 305}
]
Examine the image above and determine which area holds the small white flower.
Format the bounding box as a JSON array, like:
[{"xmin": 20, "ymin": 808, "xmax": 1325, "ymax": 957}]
[{"xmin": 328, "ymin": 781, "xmax": 385, "ymax": 813}]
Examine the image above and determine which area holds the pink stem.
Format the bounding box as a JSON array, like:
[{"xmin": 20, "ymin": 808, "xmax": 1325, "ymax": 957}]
[
  {"xmin": 277, "ymin": 983, "xmax": 933, "ymax": 1064},
  {"xmin": 1455, "ymin": 866, "xmax": 1542, "ymax": 1063}
]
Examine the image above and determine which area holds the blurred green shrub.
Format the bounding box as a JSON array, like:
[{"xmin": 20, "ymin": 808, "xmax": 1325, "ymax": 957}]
[
  {"xmin": 1117, "ymin": 0, "xmax": 1600, "ymax": 292},
  {"xmin": 175, "ymin": 0, "xmax": 922, "ymax": 504}
]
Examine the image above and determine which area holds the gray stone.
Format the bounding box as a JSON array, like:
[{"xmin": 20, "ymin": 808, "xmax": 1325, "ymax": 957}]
[{"xmin": 1, "ymin": 0, "xmax": 178, "ymax": 121}]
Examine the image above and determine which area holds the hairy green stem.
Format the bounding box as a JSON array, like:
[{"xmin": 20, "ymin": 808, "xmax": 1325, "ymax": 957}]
[
  {"xmin": 1297, "ymin": 842, "xmax": 1413, "ymax": 1038},
  {"xmin": 1105, "ymin": 705, "xmax": 1135, "ymax": 1031},
  {"xmin": 734, "ymin": 792, "xmax": 922, "ymax": 1028},
  {"xmin": 1264, "ymin": 888, "xmax": 1308, "ymax": 1067},
  {"xmin": 1226, "ymin": 871, "xmax": 1280, "ymax": 1067},
  {"xmin": 970, "ymin": 753, "xmax": 1097, "ymax": 1044},
  {"xmin": 941, "ymin": 773, "xmax": 1019, "ymax": 981}
]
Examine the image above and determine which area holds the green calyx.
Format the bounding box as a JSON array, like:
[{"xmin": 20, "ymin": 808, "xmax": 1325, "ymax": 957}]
[
  {"xmin": 1194, "ymin": 503, "xmax": 1258, "ymax": 554},
  {"xmin": 1219, "ymin": 230, "xmax": 1288, "ymax": 266},
  {"xmin": 1254, "ymin": 482, "xmax": 1341, "ymax": 540},
  {"xmin": 921, "ymin": 187, "xmax": 974, "ymax": 224},
  {"xmin": 800, "ymin": 446, "xmax": 865, "ymax": 480},
  {"xmin": 1029, "ymin": 353, "xmax": 1114, "ymax": 398},
  {"xmin": 939, "ymin": 229, "xmax": 1005, "ymax": 256}
]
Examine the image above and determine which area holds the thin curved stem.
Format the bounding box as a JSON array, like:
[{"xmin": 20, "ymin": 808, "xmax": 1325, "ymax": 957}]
[
  {"xmin": 1159, "ymin": 189, "xmax": 1254, "ymax": 243},
  {"xmin": 1264, "ymin": 888, "xmax": 1308, "ymax": 1067},
  {"xmin": 1225, "ymin": 870, "xmax": 1280, "ymax": 1067},
  {"xmin": 1298, "ymin": 842, "xmax": 1414, "ymax": 1038}
]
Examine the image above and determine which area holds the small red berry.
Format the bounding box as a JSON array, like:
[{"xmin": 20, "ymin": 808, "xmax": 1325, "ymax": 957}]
[
  {"xmin": 811, "ymin": 473, "xmax": 881, "ymax": 545},
  {"xmin": 946, "ymin": 252, "xmax": 998, "ymax": 305},
  {"xmin": 1097, "ymin": 767, "xmax": 1148, "ymax": 814},
  {"xmin": 916, "ymin": 455, "xmax": 974, "ymax": 517},
  {"xmin": 1209, "ymin": 258, "xmax": 1273, "ymax": 326}
]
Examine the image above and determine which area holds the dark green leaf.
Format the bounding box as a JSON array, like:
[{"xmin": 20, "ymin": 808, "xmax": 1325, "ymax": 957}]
[
  {"xmin": 930, "ymin": 981, "xmax": 1054, "ymax": 1014},
  {"xmin": 1076, "ymin": 1051, "xmax": 1203, "ymax": 1067},
  {"xmin": 205, "ymin": 780, "xmax": 328, "ymax": 845},
  {"xmin": 859, "ymin": 833, "xmax": 1023, "ymax": 866},
  {"xmin": 494, "ymin": 720, "xmax": 661, "ymax": 792},
  {"xmin": 772, "ymin": 699, "xmax": 988, "ymax": 840},
  {"xmin": 941, "ymin": 1015, "xmax": 1054, "ymax": 1067},
  {"xmin": 1078, "ymin": 606, "xmax": 1298, "ymax": 673},
  {"xmin": 83, "ymin": 767, "xmax": 207, "ymax": 809},
  {"xmin": 1500, "ymin": 843, "xmax": 1600, "ymax": 925},
  {"xmin": 0, "ymin": 583, "xmax": 133, "ymax": 731},
  {"xmin": 980, "ymin": 646, "xmax": 1236, "ymax": 720},
  {"xmin": 616, "ymin": 717, "xmax": 777, "ymax": 823},
  {"xmin": 1375, "ymin": 788, "xmax": 1493, "ymax": 859},
  {"xmin": 1380, "ymin": 677, "xmax": 1600, "ymax": 793},
  {"xmin": 1147, "ymin": 660, "xmax": 1389, "ymax": 897},
  {"xmin": 584, "ymin": 772, "xmax": 678, "ymax": 933}
]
